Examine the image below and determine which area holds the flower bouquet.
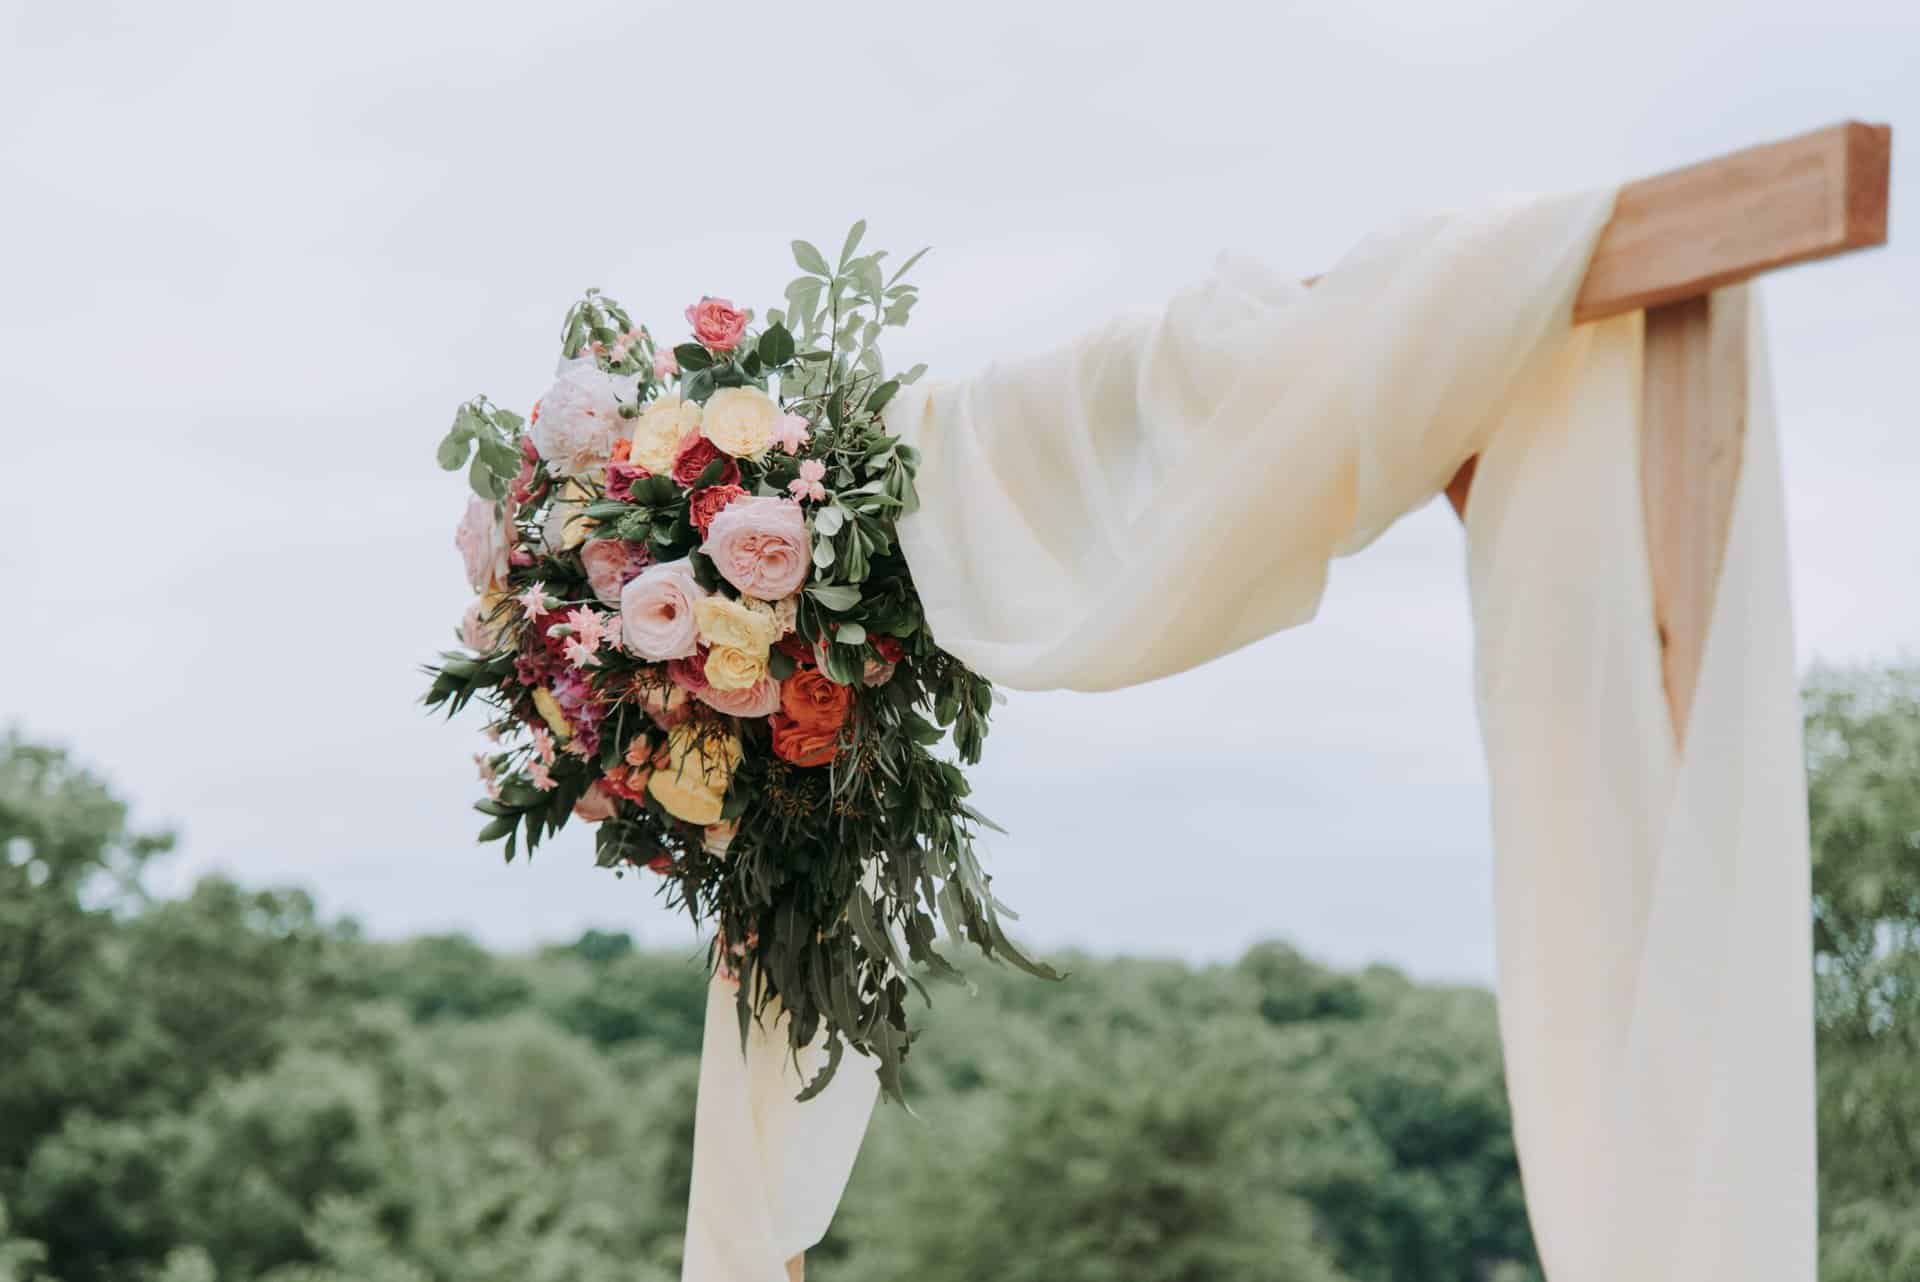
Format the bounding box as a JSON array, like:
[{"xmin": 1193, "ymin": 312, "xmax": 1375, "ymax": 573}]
[{"xmin": 424, "ymin": 225, "xmax": 1053, "ymax": 1098}]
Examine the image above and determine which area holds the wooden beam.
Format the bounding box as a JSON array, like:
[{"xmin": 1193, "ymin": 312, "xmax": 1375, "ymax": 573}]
[
  {"xmin": 1575, "ymin": 122, "xmax": 1890, "ymax": 323},
  {"xmin": 1439, "ymin": 120, "xmax": 1889, "ymax": 520},
  {"xmin": 1640, "ymin": 286, "xmax": 1751, "ymax": 745}
]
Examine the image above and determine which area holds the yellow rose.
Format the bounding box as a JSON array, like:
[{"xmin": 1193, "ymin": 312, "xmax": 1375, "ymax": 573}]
[
  {"xmin": 631, "ymin": 396, "xmax": 703, "ymax": 474},
  {"xmin": 694, "ymin": 595, "xmax": 780, "ymax": 657},
  {"xmin": 647, "ymin": 723, "xmax": 741, "ymax": 825},
  {"xmin": 700, "ymin": 387, "xmax": 779, "ymax": 458},
  {"xmin": 704, "ymin": 644, "xmax": 769, "ymax": 692},
  {"xmin": 531, "ymin": 687, "xmax": 572, "ymax": 740},
  {"xmin": 649, "ymin": 772, "xmax": 724, "ymax": 825},
  {"xmin": 541, "ymin": 479, "xmax": 596, "ymax": 553}
]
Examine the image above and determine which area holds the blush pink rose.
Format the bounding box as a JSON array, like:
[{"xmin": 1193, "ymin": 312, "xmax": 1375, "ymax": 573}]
[
  {"xmin": 685, "ymin": 296, "xmax": 749, "ymax": 352},
  {"xmin": 455, "ymin": 496, "xmax": 510, "ymax": 592},
  {"xmin": 667, "ymin": 650, "xmax": 711, "ymax": 696},
  {"xmin": 700, "ymin": 496, "xmax": 809, "ymax": 599},
  {"xmin": 580, "ymin": 538, "xmax": 651, "ymax": 606},
  {"xmin": 619, "ymin": 559, "xmax": 708, "ymax": 660},
  {"xmin": 696, "ymin": 674, "xmax": 782, "ymax": 719}
]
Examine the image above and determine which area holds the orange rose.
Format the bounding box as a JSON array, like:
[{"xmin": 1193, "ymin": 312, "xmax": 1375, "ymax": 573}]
[{"xmin": 770, "ymin": 669, "xmax": 852, "ymax": 767}]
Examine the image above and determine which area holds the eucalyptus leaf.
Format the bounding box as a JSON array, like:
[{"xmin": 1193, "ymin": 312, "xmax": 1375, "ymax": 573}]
[{"xmin": 792, "ymin": 239, "xmax": 831, "ymax": 275}]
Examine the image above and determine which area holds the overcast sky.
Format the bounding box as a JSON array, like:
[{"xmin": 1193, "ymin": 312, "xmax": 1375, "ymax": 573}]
[{"xmin": 4, "ymin": 0, "xmax": 1916, "ymax": 983}]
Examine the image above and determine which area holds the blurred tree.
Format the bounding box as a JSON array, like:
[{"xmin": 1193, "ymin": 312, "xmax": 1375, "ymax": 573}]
[{"xmin": 1804, "ymin": 662, "xmax": 1920, "ymax": 1278}]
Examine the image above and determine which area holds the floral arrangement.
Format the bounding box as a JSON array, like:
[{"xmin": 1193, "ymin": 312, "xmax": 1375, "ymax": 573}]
[{"xmin": 424, "ymin": 225, "xmax": 1052, "ymax": 1098}]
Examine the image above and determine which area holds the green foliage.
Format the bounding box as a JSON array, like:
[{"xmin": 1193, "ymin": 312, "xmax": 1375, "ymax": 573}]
[
  {"xmin": 1805, "ymin": 662, "xmax": 1920, "ymax": 1277},
  {"xmin": 9, "ymin": 659, "xmax": 1920, "ymax": 1280}
]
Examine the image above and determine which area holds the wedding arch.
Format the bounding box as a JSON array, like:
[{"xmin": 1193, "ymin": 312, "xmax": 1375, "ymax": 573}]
[{"xmin": 705, "ymin": 120, "xmax": 1891, "ymax": 1282}]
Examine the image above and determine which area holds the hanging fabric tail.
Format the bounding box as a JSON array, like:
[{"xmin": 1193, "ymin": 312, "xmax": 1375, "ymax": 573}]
[
  {"xmin": 680, "ymin": 972, "xmax": 879, "ymax": 1282},
  {"xmin": 1466, "ymin": 289, "xmax": 1815, "ymax": 1282}
]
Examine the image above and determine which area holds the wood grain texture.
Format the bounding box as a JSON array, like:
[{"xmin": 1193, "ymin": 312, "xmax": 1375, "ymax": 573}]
[
  {"xmin": 1575, "ymin": 121, "xmax": 1890, "ymax": 322},
  {"xmin": 1639, "ymin": 285, "xmax": 1751, "ymax": 746}
]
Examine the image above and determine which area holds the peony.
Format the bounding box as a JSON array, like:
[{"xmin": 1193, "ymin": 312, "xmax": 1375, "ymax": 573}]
[
  {"xmin": 701, "ymin": 496, "xmax": 809, "ymax": 598},
  {"xmin": 460, "ymin": 589, "xmax": 515, "ymax": 653},
  {"xmin": 704, "ymin": 645, "xmax": 769, "ymax": 692},
  {"xmin": 688, "ymin": 483, "xmax": 747, "ymax": 535},
  {"xmin": 619, "ymin": 559, "xmax": 708, "ymax": 660},
  {"xmin": 572, "ymin": 781, "xmax": 620, "ymax": 823},
  {"xmin": 531, "ymin": 686, "xmax": 573, "ymax": 740},
  {"xmin": 671, "ymin": 434, "xmax": 742, "ymax": 489},
  {"xmin": 696, "ymin": 673, "xmax": 782, "ymax": 718},
  {"xmin": 455, "ymin": 496, "xmax": 511, "ymax": 592},
  {"xmin": 694, "ymin": 595, "xmax": 780, "ymax": 657},
  {"xmin": 769, "ymin": 667, "xmax": 852, "ymax": 767},
  {"xmin": 648, "ymin": 722, "xmax": 742, "ymax": 825},
  {"xmin": 533, "ymin": 358, "xmax": 628, "ymax": 478},
  {"xmin": 700, "ymin": 386, "xmax": 780, "ymax": 458},
  {"xmin": 630, "ymin": 396, "xmax": 703, "ymax": 474},
  {"xmin": 541, "ymin": 479, "xmax": 595, "ymax": 553},
  {"xmin": 685, "ymin": 296, "xmax": 749, "ymax": 352},
  {"xmin": 580, "ymin": 538, "xmax": 651, "ymax": 606}
]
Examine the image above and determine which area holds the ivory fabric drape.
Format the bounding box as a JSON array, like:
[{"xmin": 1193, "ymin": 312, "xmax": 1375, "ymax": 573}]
[{"xmin": 682, "ymin": 190, "xmax": 1815, "ymax": 1281}]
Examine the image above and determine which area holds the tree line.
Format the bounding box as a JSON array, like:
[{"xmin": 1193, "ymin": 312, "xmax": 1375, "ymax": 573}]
[{"xmin": 2, "ymin": 662, "xmax": 1916, "ymax": 1280}]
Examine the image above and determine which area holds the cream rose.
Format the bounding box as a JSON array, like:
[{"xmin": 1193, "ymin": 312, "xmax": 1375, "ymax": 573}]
[
  {"xmin": 694, "ymin": 595, "xmax": 780, "ymax": 657},
  {"xmin": 704, "ymin": 645, "xmax": 769, "ymax": 692},
  {"xmin": 630, "ymin": 396, "xmax": 703, "ymax": 474},
  {"xmin": 541, "ymin": 479, "xmax": 596, "ymax": 553},
  {"xmin": 700, "ymin": 387, "xmax": 780, "ymax": 458}
]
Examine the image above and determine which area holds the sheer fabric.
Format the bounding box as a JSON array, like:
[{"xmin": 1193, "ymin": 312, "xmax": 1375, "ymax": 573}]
[{"xmin": 682, "ymin": 191, "xmax": 1815, "ymax": 1281}]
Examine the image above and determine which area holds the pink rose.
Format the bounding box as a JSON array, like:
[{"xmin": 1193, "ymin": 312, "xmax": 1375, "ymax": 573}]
[
  {"xmin": 685, "ymin": 296, "xmax": 749, "ymax": 352},
  {"xmin": 697, "ymin": 674, "xmax": 782, "ymax": 719},
  {"xmin": 700, "ymin": 496, "xmax": 809, "ymax": 599},
  {"xmin": 572, "ymin": 781, "xmax": 620, "ymax": 823},
  {"xmin": 667, "ymin": 650, "xmax": 711, "ymax": 696},
  {"xmin": 580, "ymin": 539, "xmax": 650, "ymax": 606},
  {"xmin": 619, "ymin": 559, "xmax": 708, "ymax": 661},
  {"xmin": 455, "ymin": 496, "xmax": 510, "ymax": 592}
]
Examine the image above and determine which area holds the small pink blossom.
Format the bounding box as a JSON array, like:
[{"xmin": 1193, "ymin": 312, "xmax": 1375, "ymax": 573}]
[
  {"xmin": 770, "ymin": 413, "xmax": 811, "ymax": 455},
  {"xmin": 788, "ymin": 458, "xmax": 827, "ymax": 503},
  {"xmin": 564, "ymin": 637, "xmax": 600, "ymax": 668},
  {"xmin": 653, "ymin": 346, "xmax": 679, "ymax": 379},
  {"xmin": 559, "ymin": 606, "xmax": 608, "ymax": 652},
  {"xmin": 530, "ymin": 725, "xmax": 557, "ymax": 766},
  {"xmin": 528, "ymin": 759, "xmax": 556, "ymax": 791},
  {"xmin": 518, "ymin": 582, "xmax": 549, "ymax": 617}
]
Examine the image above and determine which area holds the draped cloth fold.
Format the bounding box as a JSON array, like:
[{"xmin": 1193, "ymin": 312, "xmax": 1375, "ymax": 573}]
[{"xmin": 683, "ymin": 188, "xmax": 1815, "ymax": 1281}]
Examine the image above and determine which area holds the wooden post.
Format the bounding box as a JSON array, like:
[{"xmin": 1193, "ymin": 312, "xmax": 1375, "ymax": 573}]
[
  {"xmin": 1640, "ymin": 286, "xmax": 1750, "ymax": 745},
  {"xmin": 1433, "ymin": 120, "xmax": 1889, "ymax": 737}
]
